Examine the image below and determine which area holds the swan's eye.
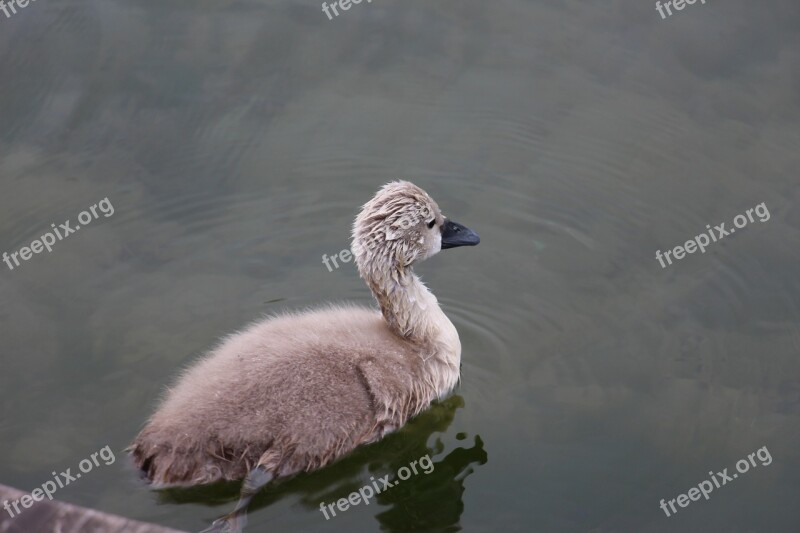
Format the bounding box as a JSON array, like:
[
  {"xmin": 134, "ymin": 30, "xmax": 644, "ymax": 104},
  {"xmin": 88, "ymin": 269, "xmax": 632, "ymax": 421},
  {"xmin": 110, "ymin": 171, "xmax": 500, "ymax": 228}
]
[{"xmin": 427, "ymin": 219, "xmax": 436, "ymax": 229}]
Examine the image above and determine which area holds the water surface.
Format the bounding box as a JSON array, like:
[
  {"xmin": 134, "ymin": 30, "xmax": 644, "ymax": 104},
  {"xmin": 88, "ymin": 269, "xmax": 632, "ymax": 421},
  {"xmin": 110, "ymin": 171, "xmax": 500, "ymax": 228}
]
[{"xmin": 1, "ymin": 0, "xmax": 799, "ymax": 532}]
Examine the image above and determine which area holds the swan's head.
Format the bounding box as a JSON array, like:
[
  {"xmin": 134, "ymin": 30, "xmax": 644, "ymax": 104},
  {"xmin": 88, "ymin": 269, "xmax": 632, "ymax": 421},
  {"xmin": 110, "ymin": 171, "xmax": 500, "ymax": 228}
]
[{"xmin": 352, "ymin": 181, "xmax": 479, "ymax": 274}]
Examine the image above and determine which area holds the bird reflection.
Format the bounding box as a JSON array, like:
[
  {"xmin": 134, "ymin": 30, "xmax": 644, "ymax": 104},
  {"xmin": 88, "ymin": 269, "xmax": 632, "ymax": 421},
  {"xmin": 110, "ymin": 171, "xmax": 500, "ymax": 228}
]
[{"xmin": 156, "ymin": 395, "xmax": 488, "ymax": 532}]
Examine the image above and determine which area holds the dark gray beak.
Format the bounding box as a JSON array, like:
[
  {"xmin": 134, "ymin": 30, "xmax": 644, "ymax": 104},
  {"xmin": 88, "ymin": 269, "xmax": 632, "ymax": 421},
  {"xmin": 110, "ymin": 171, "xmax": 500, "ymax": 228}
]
[{"xmin": 441, "ymin": 220, "xmax": 480, "ymax": 249}]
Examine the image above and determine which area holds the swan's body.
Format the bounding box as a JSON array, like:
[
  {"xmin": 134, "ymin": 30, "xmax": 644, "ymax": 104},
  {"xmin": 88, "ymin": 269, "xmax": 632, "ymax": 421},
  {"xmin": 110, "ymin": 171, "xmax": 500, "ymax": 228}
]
[
  {"xmin": 133, "ymin": 304, "xmax": 459, "ymax": 485},
  {"xmin": 129, "ymin": 181, "xmax": 479, "ymax": 531}
]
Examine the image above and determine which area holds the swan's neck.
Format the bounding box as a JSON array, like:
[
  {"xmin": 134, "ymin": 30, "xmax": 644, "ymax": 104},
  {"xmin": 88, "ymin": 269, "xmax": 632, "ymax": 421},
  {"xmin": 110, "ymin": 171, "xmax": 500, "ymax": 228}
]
[{"xmin": 365, "ymin": 268, "xmax": 461, "ymax": 369}]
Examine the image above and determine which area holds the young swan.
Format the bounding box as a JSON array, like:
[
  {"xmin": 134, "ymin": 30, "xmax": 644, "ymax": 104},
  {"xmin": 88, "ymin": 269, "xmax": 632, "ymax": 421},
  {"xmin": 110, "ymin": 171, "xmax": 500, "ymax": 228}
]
[{"xmin": 128, "ymin": 181, "xmax": 479, "ymax": 532}]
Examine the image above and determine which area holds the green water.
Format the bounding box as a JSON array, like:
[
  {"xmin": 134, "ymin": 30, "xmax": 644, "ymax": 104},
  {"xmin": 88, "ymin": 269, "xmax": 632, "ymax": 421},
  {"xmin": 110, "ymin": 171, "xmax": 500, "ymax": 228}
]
[{"xmin": 1, "ymin": 0, "xmax": 799, "ymax": 532}]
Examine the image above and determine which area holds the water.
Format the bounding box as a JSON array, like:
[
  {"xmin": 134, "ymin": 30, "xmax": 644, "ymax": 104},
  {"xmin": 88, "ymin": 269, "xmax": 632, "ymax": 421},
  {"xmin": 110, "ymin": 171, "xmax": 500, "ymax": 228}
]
[{"xmin": 1, "ymin": 0, "xmax": 799, "ymax": 531}]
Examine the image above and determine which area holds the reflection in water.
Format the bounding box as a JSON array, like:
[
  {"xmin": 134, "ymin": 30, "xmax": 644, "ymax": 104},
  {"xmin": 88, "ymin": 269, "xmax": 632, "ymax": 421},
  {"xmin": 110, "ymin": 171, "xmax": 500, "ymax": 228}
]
[
  {"xmin": 372, "ymin": 433, "xmax": 486, "ymax": 532},
  {"xmin": 157, "ymin": 395, "xmax": 487, "ymax": 531}
]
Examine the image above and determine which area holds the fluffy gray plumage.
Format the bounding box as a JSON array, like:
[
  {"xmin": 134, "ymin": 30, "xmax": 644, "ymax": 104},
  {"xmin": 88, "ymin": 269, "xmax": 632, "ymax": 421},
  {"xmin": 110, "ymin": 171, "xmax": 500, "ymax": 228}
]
[{"xmin": 129, "ymin": 181, "xmax": 471, "ymax": 488}]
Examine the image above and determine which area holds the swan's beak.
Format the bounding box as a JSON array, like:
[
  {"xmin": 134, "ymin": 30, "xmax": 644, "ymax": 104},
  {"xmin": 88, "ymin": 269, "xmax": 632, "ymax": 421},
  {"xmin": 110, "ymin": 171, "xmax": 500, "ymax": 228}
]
[{"xmin": 441, "ymin": 220, "xmax": 480, "ymax": 249}]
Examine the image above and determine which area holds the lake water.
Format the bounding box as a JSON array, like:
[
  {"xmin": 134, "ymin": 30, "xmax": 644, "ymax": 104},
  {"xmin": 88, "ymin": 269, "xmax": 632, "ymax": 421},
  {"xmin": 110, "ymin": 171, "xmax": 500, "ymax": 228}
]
[{"xmin": 1, "ymin": 0, "xmax": 799, "ymax": 532}]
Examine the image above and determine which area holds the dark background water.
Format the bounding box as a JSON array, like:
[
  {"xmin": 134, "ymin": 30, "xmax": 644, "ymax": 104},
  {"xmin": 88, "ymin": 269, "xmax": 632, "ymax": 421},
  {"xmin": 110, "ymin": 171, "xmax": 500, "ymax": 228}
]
[{"xmin": 1, "ymin": 0, "xmax": 799, "ymax": 532}]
